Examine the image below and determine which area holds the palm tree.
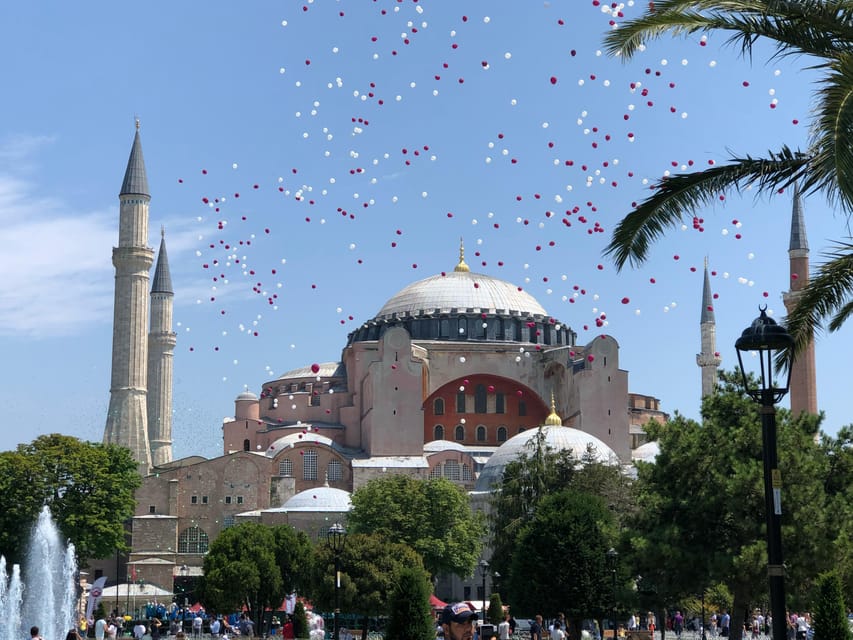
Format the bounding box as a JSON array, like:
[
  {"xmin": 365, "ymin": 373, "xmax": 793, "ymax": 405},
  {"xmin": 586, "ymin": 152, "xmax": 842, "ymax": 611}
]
[{"xmin": 602, "ymin": 0, "xmax": 853, "ymax": 357}]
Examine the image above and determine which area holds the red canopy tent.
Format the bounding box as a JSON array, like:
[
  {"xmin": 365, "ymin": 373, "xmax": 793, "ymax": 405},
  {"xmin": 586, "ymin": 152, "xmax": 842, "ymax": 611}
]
[{"xmin": 429, "ymin": 594, "xmax": 447, "ymax": 609}]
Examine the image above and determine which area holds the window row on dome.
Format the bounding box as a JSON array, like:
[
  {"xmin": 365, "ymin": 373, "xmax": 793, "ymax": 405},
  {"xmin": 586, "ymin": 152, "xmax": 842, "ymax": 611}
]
[
  {"xmin": 348, "ymin": 314, "xmax": 575, "ymax": 345},
  {"xmin": 434, "ymin": 424, "xmax": 524, "ymax": 442}
]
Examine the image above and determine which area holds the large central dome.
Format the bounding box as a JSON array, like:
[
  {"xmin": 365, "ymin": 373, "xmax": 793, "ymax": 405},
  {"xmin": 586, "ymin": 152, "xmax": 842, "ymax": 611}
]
[{"xmin": 377, "ymin": 270, "xmax": 547, "ymax": 319}]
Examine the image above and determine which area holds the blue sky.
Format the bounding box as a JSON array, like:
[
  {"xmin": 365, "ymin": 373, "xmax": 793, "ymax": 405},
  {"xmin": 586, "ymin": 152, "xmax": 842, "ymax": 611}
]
[{"xmin": 1, "ymin": 1, "xmax": 849, "ymax": 459}]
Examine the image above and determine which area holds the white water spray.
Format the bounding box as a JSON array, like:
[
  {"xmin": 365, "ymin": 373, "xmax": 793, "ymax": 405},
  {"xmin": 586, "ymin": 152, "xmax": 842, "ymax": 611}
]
[{"xmin": 0, "ymin": 507, "xmax": 78, "ymax": 640}]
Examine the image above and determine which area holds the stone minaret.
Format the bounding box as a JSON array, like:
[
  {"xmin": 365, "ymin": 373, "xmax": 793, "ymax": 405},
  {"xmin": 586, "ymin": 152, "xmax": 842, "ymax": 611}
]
[
  {"xmin": 104, "ymin": 122, "xmax": 154, "ymax": 474},
  {"xmin": 147, "ymin": 228, "xmax": 176, "ymax": 467},
  {"xmin": 696, "ymin": 258, "xmax": 721, "ymax": 398},
  {"xmin": 782, "ymin": 187, "xmax": 818, "ymax": 415}
]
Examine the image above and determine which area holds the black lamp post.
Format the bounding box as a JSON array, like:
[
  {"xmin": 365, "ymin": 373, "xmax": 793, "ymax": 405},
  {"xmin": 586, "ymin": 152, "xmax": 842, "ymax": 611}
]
[
  {"xmin": 180, "ymin": 564, "xmax": 189, "ymax": 608},
  {"xmin": 493, "ymin": 571, "xmax": 501, "ymax": 600},
  {"xmin": 326, "ymin": 523, "xmax": 347, "ymax": 640},
  {"xmin": 479, "ymin": 559, "xmax": 490, "ymax": 620},
  {"xmin": 606, "ymin": 548, "xmax": 618, "ymax": 637},
  {"xmin": 735, "ymin": 307, "xmax": 792, "ymax": 640}
]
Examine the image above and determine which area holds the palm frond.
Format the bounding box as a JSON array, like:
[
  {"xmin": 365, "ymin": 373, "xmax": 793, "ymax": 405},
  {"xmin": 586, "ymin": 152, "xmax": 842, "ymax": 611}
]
[
  {"xmin": 806, "ymin": 54, "xmax": 853, "ymax": 214},
  {"xmin": 605, "ymin": 1, "xmax": 853, "ymax": 62},
  {"xmin": 781, "ymin": 242, "xmax": 853, "ymax": 363},
  {"xmin": 605, "ymin": 148, "xmax": 810, "ymax": 270}
]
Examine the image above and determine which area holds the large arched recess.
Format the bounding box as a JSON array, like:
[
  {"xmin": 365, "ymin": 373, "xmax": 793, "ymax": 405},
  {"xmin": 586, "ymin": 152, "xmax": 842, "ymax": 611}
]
[{"xmin": 423, "ymin": 375, "xmax": 549, "ymax": 446}]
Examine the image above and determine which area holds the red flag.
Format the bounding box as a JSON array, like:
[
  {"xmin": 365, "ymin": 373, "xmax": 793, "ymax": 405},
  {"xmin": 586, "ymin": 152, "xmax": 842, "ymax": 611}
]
[{"xmin": 130, "ymin": 565, "xmax": 137, "ymax": 582}]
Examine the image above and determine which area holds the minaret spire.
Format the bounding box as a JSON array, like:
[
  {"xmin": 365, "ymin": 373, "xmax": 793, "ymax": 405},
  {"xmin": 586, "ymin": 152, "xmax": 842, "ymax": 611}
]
[
  {"xmin": 148, "ymin": 228, "xmax": 176, "ymax": 467},
  {"xmin": 105, "ymin": 125, "xmax": 155, "ymax": 474},
  {"xmin": 696, "ymin": 258, "xmax": 721, "ymax": 398},
  {"xmin": 783, "ymin": 186, "xmax": 818, "ymax": 415}
]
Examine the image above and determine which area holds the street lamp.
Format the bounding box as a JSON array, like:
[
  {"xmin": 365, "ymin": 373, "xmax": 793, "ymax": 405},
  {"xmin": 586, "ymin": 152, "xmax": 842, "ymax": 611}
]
[
  {"xmin": 493, "ymin": 571, "xmax": 501, "ymax": 600},
  {"xmin": 606, "ymin": 548, "xmax": 618, "ymax": 638},
  {"xmin": 735, "ymin": 307, "xmax": 792, "ymax": 640},
  {"xmin": 479, "ymin": 559, "xmax": 490, "ymax": 620},
  {"xmin": 180, "ymin": 565, "xmax": 189, "ymax": 608},
  {"xmin": 325, "ymin": 523, "xmax": 347, "ymax": 640}
]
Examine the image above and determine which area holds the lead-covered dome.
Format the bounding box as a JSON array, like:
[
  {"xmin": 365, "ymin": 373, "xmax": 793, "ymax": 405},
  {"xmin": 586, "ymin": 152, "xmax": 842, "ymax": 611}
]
[
  {"xmin": 474, "ymin": 424, "xmax": 619, "ymax": 491},
  {"xmin": 376, "ymin": 270, "xmax": 547, "ymax": 319}
]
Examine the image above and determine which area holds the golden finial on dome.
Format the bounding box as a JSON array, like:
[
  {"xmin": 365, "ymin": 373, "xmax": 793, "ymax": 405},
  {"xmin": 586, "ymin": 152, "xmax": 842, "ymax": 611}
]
[
  {"xmin": 544, "ymin": 390, "xmax": 562, "ymax": 426},
  {"xmin": 454, "ymin": 237, "xmax": 470, "ymax": 272}
]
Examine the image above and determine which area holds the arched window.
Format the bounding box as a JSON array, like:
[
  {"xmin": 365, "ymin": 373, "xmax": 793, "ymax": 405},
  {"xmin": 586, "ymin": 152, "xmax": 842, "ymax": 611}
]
[
  {"xmin": 303, "ymin": 449, "xmax": 318, "ymax": 480},
  {"xmin": 278, "ymin": 459, "xmax": 293, "ymax": 477},
  {"xmin": 462, "ymin": 464, "xmax": 472, "ymax": 481},
  {"xmin": 476, "ymin": 425, "xmax": 487, "ymax": 442},
  {"xmin": 455, "ymin": 425, "xmax": 465, "ymax": 441},
  {"xmin": 434, "ymin": 398, "xmax": 445, "ymax": 415},
  {"xmin": 518, "ymin": 426, "xmax": 526, "ymax": 434},
  {"xmin": 178, "ymin": 526, "xmax": 209, "ymax": 554},
  {"xmin": 497, "ymin": 426, "xmax": 508, "ymax": 442},
  {"xmin": 496, "ymin": 393, "xmax": 505, "ymax": 414},
  {"xmin": 243, "ymin": 439, "xmax": 251, "ymax": 452},
  {"xmin": 474, "ymin": 385, "xmax": 487, "ymax": 413},
  {"xmin": 434, "ymin": 424, "xmax": 445, "ymax": 440},
  {"xmin": 429, "ymin": 464, "xmax": 442, "ymax": 479},
  {"xmin": 327, "ymin": 459, "xmax": 343, "ymax": 482},
  {"xmin": 456, "ymin": 391, "xmax": 466, "ymax": 413},
  {"xmin": 444, "ymin": 460, "xmax": 461, "ymax": 481}
]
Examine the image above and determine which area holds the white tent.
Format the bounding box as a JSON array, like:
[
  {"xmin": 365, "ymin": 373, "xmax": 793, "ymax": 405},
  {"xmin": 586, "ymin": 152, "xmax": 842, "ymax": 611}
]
[{"xmin": 97, "ymin": 583, "xmax": 173, "ymax": 615}]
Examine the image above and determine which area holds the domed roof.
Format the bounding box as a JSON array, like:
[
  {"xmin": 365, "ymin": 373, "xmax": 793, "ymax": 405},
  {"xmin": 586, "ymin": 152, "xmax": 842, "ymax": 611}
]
[
  {"xmin": 424, "ymin": 439, "xmax": 469, "ymax": 453},
  {"xmin": 631, "ymin": 441, "xmax": 660, "ymax": 463},
  {"xmin": 236, "ymin": 390, "xmax": 258, "ymax": 401},
  {"xmin": 474, "ymin": 425, "xmax": 619, "ymax": 491},
  {"xmin": 265, "ymin": 432, "xmax": 341, "ymax": 456},
  {"xmin": 280, "ymin": 486, "xmax": 352, "ymax": 512},
  {"xmin": 376, "ymin": 270, "xmax": 547, "ymax": 319},
  {"xmin": 277, "ymin": 362, "xmax": 345, "ymax": 381}
]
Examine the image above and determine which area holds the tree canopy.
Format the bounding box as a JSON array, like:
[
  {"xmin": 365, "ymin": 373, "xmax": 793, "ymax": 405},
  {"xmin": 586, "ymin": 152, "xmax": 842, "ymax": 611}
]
[
  {"xmin": 309, "ymin": 532, "xmax": 425, "ymax": 619},
  {"xmin": 347, "ymin": 475, "xmax": 483, "ymax": 578},
  {"xmin": 602, "ymin": 1, "xmax": 853, "ymax": 357},
  {"xmin": 0, "ymin": 434, "xmax": 140, "ymax": 565},
  {"xmin": 625, "ymin": 372, "xmax": 827, "ymax": 640},
  {"xmin": 200, "ymin": 521, "xmax": 312, "ymax": 614}
]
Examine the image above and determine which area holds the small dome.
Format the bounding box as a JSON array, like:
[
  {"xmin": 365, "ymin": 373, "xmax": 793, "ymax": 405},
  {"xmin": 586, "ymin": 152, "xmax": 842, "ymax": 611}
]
[
  {"xmin": 424, "ymin": 439, "xmax": 469, "ymax": 453},
  {"xmin": 474, "ymin": 425, "xmax": 619, "ymax": 491},
  {"xmin": 281, "ymin": 487, "xmax": 352, "ymax": 512},
  {"xmin": 236, "ymin": 390, "xmax": 258, "ymax": 401},
  {"xmin": 376, "ymin": 270, "xmax": 547, "ymax": 319},
  {"xmin": 277, "ymin": 362, "xmax": 345, "ymax": 380},
  {"xmin": 265, "ymin": 432, "xmax": 338, "ymax": 456},
  {"xmin": 632, "ymin": 441, "xmax": 660, "ymax": 464}
]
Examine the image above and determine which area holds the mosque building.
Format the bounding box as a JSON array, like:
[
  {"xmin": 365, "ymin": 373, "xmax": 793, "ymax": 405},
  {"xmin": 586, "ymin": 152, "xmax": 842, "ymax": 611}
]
[{"xmin": 100, "ymin": 127, "xmax": 815, "ymax": 601}]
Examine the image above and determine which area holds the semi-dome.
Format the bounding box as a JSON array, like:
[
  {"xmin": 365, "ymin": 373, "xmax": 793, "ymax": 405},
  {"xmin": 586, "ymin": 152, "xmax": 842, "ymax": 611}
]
[
  {"xmin": 377, "ymin": 270, "xmax": 547, "ymax": 319},
  {"xmin": 474, "ymin": 424, "xmax": 619, "ymax": 491}
]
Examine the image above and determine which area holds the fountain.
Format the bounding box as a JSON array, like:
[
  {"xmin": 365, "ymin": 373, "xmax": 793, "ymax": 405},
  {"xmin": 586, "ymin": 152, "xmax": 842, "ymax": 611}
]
[{"xmin": 0, "ymin": 506, "xmax": 78, "ymax": 640}]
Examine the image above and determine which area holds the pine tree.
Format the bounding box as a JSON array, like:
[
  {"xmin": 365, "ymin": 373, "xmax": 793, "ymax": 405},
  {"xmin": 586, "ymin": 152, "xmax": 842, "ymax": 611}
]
[
  {"xmin": 293, "ymin": 600, "xmax": 309, "ymax": 640},
  {"xmin": 385, "ymin": 566, "xmax": 434, "ymax": 640},
  {"xmin": 488, "ymin": 594, "xmax": 504, "ymax": 625},
  {"xmin": 812, "ymin": 571, "xmax": 852, "ymax": 640}
]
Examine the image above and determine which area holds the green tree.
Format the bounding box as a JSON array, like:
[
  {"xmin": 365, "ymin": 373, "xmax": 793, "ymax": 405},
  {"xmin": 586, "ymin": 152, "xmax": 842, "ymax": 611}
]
[
  {"xmin": 201, "ymin": 522, "xmax": 311, "ymax": 619},
  {"xmin": 812, "ymin": 571, "xmax": 852, "ymax": 640},
  {"xmin": 347, "ymin": 475, "xmax": 483, "ymax": 578},
  {"xmin": 489, "ymin": 428, "xmax": 631, "ymax": 588},
  {"xmin": 506, "ymin": 490, "xmax": 616, "ymax": 639},
  {"xmin": 310, "ymin": 532, "xmax": 426, "ymax": 639},
  {"xmin": 0, "ymin": 434, "xmax": 140, "ymax": 565},
  {"xmin": 818, "ymin": 426, "xmax": 853, "ymax": 603},
  {"xmin": 293, "ymin": 600, "xmax": 310, "ymax": 640},
  {"xmin": 487, "ymin": 593, "xmax": 504, "ymax": 625},
  {"xmin": 601, "ymin": 1, "xmax": 853, "ymax": 356},
  {"xmin": 386, "ymin": 565, "xmax": 435, "ymax": 640},
  {"xmin": 626, "ymin": 372, "xmax": 826, "ymax": 640}
]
